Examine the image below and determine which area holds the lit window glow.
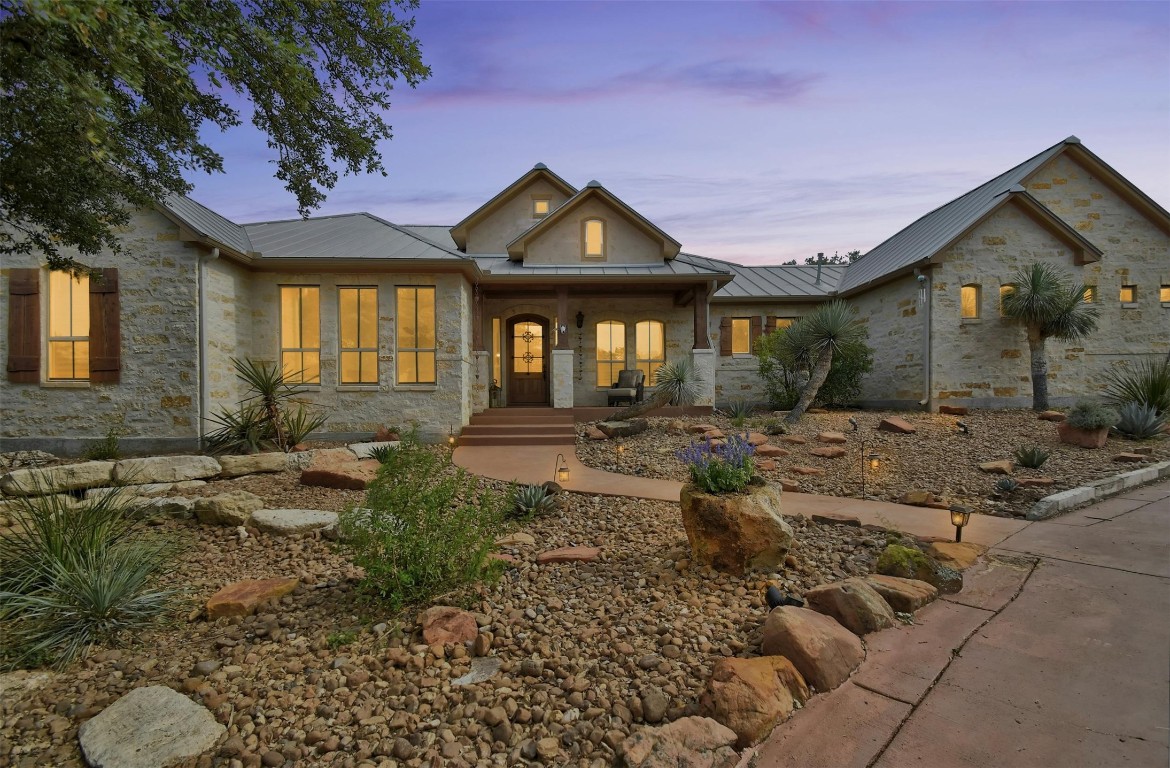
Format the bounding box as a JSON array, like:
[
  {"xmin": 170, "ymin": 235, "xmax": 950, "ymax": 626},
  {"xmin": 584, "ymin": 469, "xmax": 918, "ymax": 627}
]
[
  {"xmin": 280, "ymin": 286, "xmax": 321, "ymax": 384},
  {"xmin": 397, "ymin": 286, "xmax": 436, "ymax": 384},
  {"xmin": 596, "ymin": 320, "xmax": 625, "ymax": 386},
  {"xmin": 635, "ymin": 320, "xmax": 665, "ymax": 384},
  {"xmin": 961, "ymin": 284, "xmax": 980, "ymax": 319},
  {"xmin": 339, "ymin": 287, "xmax": 378, "ymax": 384},
  {"xmin": 48, "ymin": 270, "xmax": 89, "ymax": 380},
  {"xmin": 731, "ymin": 318, "xmax": 752, "ymax": 354},
  {"xmin": 584, "ymin": 219, "xmax": 605, "ymax": 258}
]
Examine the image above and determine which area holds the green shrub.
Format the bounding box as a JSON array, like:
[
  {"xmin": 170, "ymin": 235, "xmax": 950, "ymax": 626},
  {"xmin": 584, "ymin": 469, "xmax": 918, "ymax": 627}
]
[
  {"xmin": 726, "ymin": 399, "xmax": 752, "ymax": 428},
  {"xmin": 1013, "ymin": 445, "xmax": 1050, "ymax": 469},
  {"xmin": 757, "ymin": 325, "xmax": 873, "ymax": 409},
  {"xmin": 205, "ymin": 357, "xmax": 327, "ymax": 454},
  {"xmin": 1113, "ymin": 402, "xmax": 1167, "ymax": 440},
  {"xmin": 368, "ymin": 444, "xmax": 398, "ymax": 464},
  {"xmin": 81, "ymin": 428, "xmax": 121, "ymax": 461},
  {"xmin": 1066, "ymin": 401, "xmax": 1119, "ymax": 431},
  {"xmin": 1104, "ymin": 357, "xmax": 1170, "ymax": 414},
  {"xmin": 338, "ymin": 442, "xmax": 506, "ymax": 610},
  {"xmin": 512, "ymin": 484, "xmax": 556, "ymax": 519},
  {"xmin": 0, "ymin": 488, "xmax": 181, "ymax": 669},
  {"xmin": 326, "ymin": 629, "xmax": 358, "ymax": 650}
]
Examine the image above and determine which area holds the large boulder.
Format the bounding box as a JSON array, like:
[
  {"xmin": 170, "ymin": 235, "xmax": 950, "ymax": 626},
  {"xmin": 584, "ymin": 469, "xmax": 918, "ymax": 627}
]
[
  {"xmin": 878, "ymin": 416, "xmax": 916, "ymax": 434},
  {"xmin": 680, "ymin": 481, "xmax": 793, "ymax": 575},
  {"xmin": 699, "ymin": 656, "xmax": 810, "ymax": 747},
  {"xmin": 804, "ymin": 578, "xmax": 896, "ymax": 635},
  {"xmin": 216, "ymin": 453, "xmax": 287, "ymax": 478},
  {"xmin": 418, "ymin": 606, "xmax": 478, "ymax": 646},
  {"xmin": 299, "ymin": 450, "xmax": 378, "ymax": 490},
  {"xmin": 876, "ymin": 544, "xmax": 963, "ymax": 594},
  {"xmin": 250, "ymin": 508, "xmax": 338, "ymax": 536},
  {"xmin": 1, "ymin": 461, "xmax": 114, "ymax": 496},
  {"xmin": 760, "ymin": 607, "xmax": 864, "ymax": 693},
  {"xmin": 597, "ymin": 419, "xmax": 649, "ymax": 439},
  {"xmin": 620, "ymin": 716, "xmax": 739, "ymax": 768},
  {"xmin": 926, "ymin": 541, "xmax": 987, "ymax": 570},
  {"xmin": 863, "ymin": 575, "xmax": 938, "ymax": 613},
  {"xmin": 113, "ymin": 456, "xmax": 221, "ymax": 484},
  {"xmin": 193, "ymin": 491, "xmax": 265, "ymax": 527},
  {"xmin": 206, "ymin": 577, "xmax": 299, "ymax": 619},
  {"xmin": 78, "ymin": 685, "xmax": 225, "ymax": 768}
]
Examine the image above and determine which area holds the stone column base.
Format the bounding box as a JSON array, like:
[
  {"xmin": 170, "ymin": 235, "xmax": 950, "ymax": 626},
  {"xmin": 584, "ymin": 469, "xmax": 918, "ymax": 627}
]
[
  {"xmin": 472, "ymin": 351, "xmax": 490, "ymax": 413},
  {"xmin": 552, "ymin": 349, "xmax": 574, "ymax": 409}
]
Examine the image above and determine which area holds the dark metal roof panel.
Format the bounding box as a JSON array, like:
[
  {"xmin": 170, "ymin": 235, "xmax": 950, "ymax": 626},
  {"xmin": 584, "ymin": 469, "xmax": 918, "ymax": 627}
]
[
  {"xmin": 471, "ymin": 255, "xmax": 730, "ymax": 278},
  {"xmin": 160, "ymin": 194, "xmax": 253, "ymax": 255},
  {"xmin": 674, "ymin": 254, "xmax": 844, "ymax": 299},
  {"xmin": 242, "ymin": 214, "xmax": 464, "ymax": 260}
]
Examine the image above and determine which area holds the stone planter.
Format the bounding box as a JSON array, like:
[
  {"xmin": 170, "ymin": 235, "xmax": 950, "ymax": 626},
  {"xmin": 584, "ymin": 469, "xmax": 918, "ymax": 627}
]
[
  {"xmin": 1056, "ymin": 421, "xmax": 1109, "ymax": 449},
  {"xmin": 679, "ymin": 479, "xmax": 794, "ymax": 575}
]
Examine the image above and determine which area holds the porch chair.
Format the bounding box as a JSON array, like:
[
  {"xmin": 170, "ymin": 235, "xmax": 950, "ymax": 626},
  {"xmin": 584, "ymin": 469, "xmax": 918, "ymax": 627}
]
[{"xmin": 607, "ymin": 369, "xmax": 645, "ymax": 407}]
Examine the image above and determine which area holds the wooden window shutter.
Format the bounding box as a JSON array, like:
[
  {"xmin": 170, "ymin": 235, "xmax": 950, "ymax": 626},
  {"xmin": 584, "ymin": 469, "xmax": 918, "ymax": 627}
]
[
  {"xmin": 6, "ymin": 268, "xmax": 40, "ymax": 383},
  {"xmin": 718, "ymin": 316, "xmax": 733, "ymax": 356},
  {"xmin": 89, "ymin": 268, "xmax": 121, "ymax": 383},
  {"xmin": 750, "ymin": 315, "xmax": 764, "ymax": 346},
  {"xmin": 767, "ymin": 315, "xmax": 778, "ymax": 330}
]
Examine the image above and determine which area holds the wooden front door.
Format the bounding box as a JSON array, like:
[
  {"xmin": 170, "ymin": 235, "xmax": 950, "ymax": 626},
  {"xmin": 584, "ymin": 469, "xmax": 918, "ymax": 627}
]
[{"xmin": 507, "ymin": 316, "xmax": 549, "ymax": 406}]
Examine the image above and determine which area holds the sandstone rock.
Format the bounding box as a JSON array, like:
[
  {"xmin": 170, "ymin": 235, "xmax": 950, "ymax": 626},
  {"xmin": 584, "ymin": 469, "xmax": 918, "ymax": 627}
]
[
  {"xmin": 299, "ymin": 450, "xmax": 378, "ymax": 490},
  {"xmin": 791, "ymin": 466, "xmax": 825, "ymax": 476},
  {"xmin": 816, "ymin": 431, "xmax": 848, "ymax": 444},
  {"xmin": 761, "ymin": 607, "xmax": 863, "ymax": 692},
  {"xmin": 877, "ymin": 544, "xmax": 963, "ymax": 594},
  {"xmin": 537, "ymin": 546, "xmax": 601, "ymax": 564},
  {"xmin": 113, "ymin": 456, "xmax": 221, "ymax": 484},
  {"xmin": 699, "ymin": 656, "xmax": 810, "ymax": 747},
  {"xmin": 878, "ymin": 416, "xmax": 916, "ymax": 434},
  {"xmin": 779, "ymin": 435, "xmax": 807, "ymax": 445},
  {"xmin": 418, "ymin": 606, "xmax": 478, "ymax": 645},
  {"xmin": 938, "ymin": 405, "xmax": 968, "ymax": 415},
  {"xmin": 347, "ymin": 441, "xmax": 400, "ymax": 459},
  {"xmin": 899, "ymin": 490, "xmax": 938, "ymax": 506},
  {"xmin": 1, "ymin": 461, "xmax": 114, "ymax": 496},
  {"xmin": 864, "ymin": 575, "xmax": 938, "ymax": 612},
  {"xmin": 745, "ymin": 432, "xmax": 770, "ymax": 446},
  {"xmin": 680, "ymin": 482, "xmax": 793, "ymax": 575},
  {"xmin": 374, "ymin": 426, "xmax": 401, "ymax": 442},
  {"xmin": 496, "ymin": 532, "xmax": 536, "ymax": 547},
  {"xmin": 78, "ymin": 685, "xmax": 225, "ymax": 768},
  {"xmin": 805, "ymin": 578, "xmax": 896, "ymax": 636},
  {"xmin": 664, "ymin": 419, "xmax": 687, "ymax": 434},
  {"xmin": 978, "ymin": 460, "xmax": 1013, "ymax": 475},
  {"xmin": 755, "ymin": 444, "xmax": 789, "ymax": 458},
  {"xmin": 809, "ymin": 446, "xmax": 847, "ymax": 459},
  {"xmin": 586, "ymin": 426, "xmax": 608, "ymax": 440},
  {"xmin": 137, "ymin": 496, "xmax": 196, "ymax": 519},
  {"xmin": 216, "ymin": 453, "xmax": 288, "ymax": 478},
  {"xmin": 1113, "ymin": 453, "xmax": 1147, "ymax": 463},
  {"xmin": 251, "ymin": 509, "xmax": 338, "ymax": 536},
  {"xmin": 1056, "ymin": 422, "xmax": 1109, "ymax": 449},
  {"xmin": 779, "ymin": 479, "xmax": 801, "ymax": 493},
  {"xmin": 927, "ymin": 541, "xmax": 987, "ymax": 570},
  {"xmin": 1133, "ymin": 446, "xmax": 1154, "ymax": 456},
  {"xmin": 598, "ymin": 419, "xmax": 649, "ymax": 439},
  {"xmin": 688, "ymin": 424, "xmax": 720, "ymax": 434},
  {"xmin": 702, "ymin": 429, "xmax": 726, "ymax": 440},
  {"xmin": 1038, "ymin": 410, "xmax": 1066, "ymax": 422},
  {"xmin": 206, "ymin": 577, "xmax": 298, "ymax": 619},
  {"xmin": 194, "ymin": 491, "xmax": 265, "ymax": 527},
  {"xmin": 620, "ymin": 716, "xmax": 738, "ymax": 768},
  {"xmin": 1018, "ymin": 477, "xmax": 1055, "ymax": 488},
  {"xmin": 811, "ymin": 513, "xmax": 860, "ymax": 527},
  {"xmin": 756, "ymin": 459, "xmax": 778, "ymax": 471}
]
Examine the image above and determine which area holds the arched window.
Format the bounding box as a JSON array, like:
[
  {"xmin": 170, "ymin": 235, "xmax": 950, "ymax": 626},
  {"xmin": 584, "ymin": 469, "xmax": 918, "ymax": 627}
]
[
  {"xmin": 596, "ymin": 320, "xmax": 625, "ymax": 387},
  {"xmin": 584, "ymin": 219, "xmax": 606, "ymax": 258},
  {"xmin": 635, "ymin": 320, "xmax": 665, "ymax": 384},
  {"xmin": 960, "ymin": 284, "xmax": 981, "ymax": 319}
]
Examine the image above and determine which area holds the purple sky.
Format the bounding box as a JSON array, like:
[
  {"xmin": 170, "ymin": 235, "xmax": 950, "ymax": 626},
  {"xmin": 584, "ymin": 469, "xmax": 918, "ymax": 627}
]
[{"xmin": 188, "ymin": 1, "xmax": 1170, "ymax": 265}]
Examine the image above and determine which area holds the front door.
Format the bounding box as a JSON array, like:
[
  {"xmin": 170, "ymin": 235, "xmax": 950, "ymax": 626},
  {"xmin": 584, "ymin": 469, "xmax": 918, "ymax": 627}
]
[{"xmin": 507, "ymin": 315, "xmax": 549, "ymax": 406}]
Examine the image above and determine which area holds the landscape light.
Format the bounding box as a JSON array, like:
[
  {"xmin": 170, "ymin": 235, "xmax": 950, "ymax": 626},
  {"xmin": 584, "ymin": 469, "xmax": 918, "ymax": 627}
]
[
  {"xmin": 949, "ymin": 506, "xmax": 972, "ymax": 542},
  {"xmin": 554, "ymin": 453, "xmax": 570, "ymax": 484}
]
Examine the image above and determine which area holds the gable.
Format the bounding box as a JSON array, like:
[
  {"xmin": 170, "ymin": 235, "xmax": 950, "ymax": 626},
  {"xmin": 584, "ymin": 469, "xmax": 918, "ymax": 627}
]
[
  {"xmin": 450, "ymin": 165, "xmax": 577, "ymax": 253},
  {"xmin": 937, "ymin": 200, "xmax": 1088, "ymax": 275},
  {"xmin": 516, "ymin": 195, "xmax": 664, "ymax": 265}
]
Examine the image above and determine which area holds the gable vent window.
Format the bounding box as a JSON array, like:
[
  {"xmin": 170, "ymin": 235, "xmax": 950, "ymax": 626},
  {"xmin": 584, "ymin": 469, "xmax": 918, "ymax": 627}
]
[
  {"xmin": 1120, "ymin": 285, "xmax": 1137, "ymax": 305},
  {"xmin": 960, "ymin": 284, "xmax": 981, "ymax": 319},
  {"xmin": 532, "ymin": 199, "xmax": 550, "ymax": 218},
  {"xmin": 584, "ymin": 219, "xmax": 606, "ymax": 259}
]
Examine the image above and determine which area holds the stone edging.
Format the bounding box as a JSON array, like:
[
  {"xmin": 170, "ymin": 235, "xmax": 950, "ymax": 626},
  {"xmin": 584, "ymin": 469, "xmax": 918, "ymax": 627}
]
[{"xmin": 1026, "ymin": 460, "xmax": 1170, "ymax": 521}]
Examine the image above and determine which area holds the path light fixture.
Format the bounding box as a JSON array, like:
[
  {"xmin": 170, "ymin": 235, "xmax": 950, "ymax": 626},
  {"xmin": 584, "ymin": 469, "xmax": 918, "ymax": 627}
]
[
  {"xmin": 554, "ymin": 453, "xmax": 570, "ymax": 484},
  {"xmin": 849, "ymin": 416, "xmax": 859, "ymax": 432},
  {"xmin": 957, "ymin": 421, "xmax": 970, "ymax": 436},
  {"xmin": 447, "ymin": 425, "xmax": 457, "ymax": 449},
  {"xmin": 949, "ymin": 505, "xmax": 972, "ymax": 542},
  {"xmin": 867, "ymin": 453, "xmax": 881, "ymax": 471}
]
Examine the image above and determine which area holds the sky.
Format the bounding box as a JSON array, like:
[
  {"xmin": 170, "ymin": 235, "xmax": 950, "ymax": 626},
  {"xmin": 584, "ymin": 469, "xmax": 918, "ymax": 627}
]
[{"xmin": 187, "ymin": 1, "xmax": 1170, "ymax": 266}]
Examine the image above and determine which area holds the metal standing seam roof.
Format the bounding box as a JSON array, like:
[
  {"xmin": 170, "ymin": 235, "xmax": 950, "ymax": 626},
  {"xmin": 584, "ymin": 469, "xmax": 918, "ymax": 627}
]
[
  {"xmin": 836, "ymin": 136, "xmax": 1080, "ymax": 295},
  {"xmin": 470, "ymin": 254, "xmax": 731, "ymax": 279},
  {"xmin": 241, "ymin": 213, "xmax": 465, "ymax": 261},
  {"xmin": 677, "ymin": 253, "xmax": 846, "ymax": 299},
  {"xmin": 160, "ymin": 194, "xmax": 254, "ymax": 255},
  {"xmin": 400, "ymin": 225, "xmax": 459, "ymax": 250}
]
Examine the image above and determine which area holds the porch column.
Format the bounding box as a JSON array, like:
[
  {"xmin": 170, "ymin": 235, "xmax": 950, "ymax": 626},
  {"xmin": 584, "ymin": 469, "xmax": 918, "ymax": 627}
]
[
  {"xmin": 692, "ymin": 284, "xmax": 712, "ymax": 349},
  {"xmin": 556, "ymin": 287, "xmax": 569, "ymax": 350},
  {"xmin": 472, "ymin": 285, "xmax": 485, "ymax": 352},
  {"xmin": 552, "ymin": 350, "xmax": 574, "ymax": 409}
]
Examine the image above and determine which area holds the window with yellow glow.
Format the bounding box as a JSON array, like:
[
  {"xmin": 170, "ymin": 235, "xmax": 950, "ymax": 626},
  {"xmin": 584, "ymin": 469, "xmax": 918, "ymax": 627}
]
[
  {"xmin": 338, "ymin": 287, "xmax": 378, "ymax": 385},
  {"xmin": 596, "ymin": 320, "xmax": 625, "ymax": 386},
  {"xmin": 635, "ymin": 320, "xmax": 665, "ymax": 384},
  {"xmin": 772, "ymin": 317, "xmax": 796, "ymax": 331},
  {"xmin": 731, "ymin": 318, "xmax": 752, "ymax": 354},
  {"xmin": 999, "ymin": 285, "xmax": 1013, "ymax": 315},
  {"xmin": 532, "ymin": 199, "xmax": 550, "ymax": 218},
  {"xmin": 960, "ymin": 284, "xmax": 980, "ymax": 319},
  {"xmin": 492, "ymin": 317, "xmax": 502, "ymax": 387},
  {"xmin": 1083, "ymin": 286, "xmax": 1097, "ymax": 303},
  {"xmin": 1120, "ymin": 285, "xmax": 1137, "ymax": 304},
  {"xmin": 280, "ymin": 286, "xmax": 320, "ymax": 383},
  {"xmin": 1161, "ymin": 285, "xmax": 1170, "ymax": 303},
  {"xmin": 48, "ymin": 270, "xmax": 89, "ymax": 380},
  {"xmin": 512, "ymin": 321, "xmax": 544, "ymax": 374},
  {"xmin": 396, "ymin": 286, "xmax": 436, "ymax": 384},
  {"xmin": 584, "ymin": 219, "xmax": 605, "ymax": 258}
]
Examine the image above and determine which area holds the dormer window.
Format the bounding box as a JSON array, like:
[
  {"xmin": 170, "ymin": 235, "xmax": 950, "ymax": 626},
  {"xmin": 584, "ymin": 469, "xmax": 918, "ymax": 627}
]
[
  {"xmin": 532, "ymin": 198, "xmax": 550, "ymax": 218},
  {"xmin": 584, "ymin": 218, "xmax": 606, "ymax": 259}
]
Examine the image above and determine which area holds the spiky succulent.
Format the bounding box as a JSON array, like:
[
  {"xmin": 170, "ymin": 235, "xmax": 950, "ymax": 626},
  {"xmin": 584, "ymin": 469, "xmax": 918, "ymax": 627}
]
[
  {"xmin": 1113, "ymin": 402, "xmax": 1167, "ymax": 440},
  {"xmin": 1013, "ymin": 445, "xmax": 1050, "ymax": 469},
  {"xmin": 513, "ymin": 484, "xmax": 557, "ymax": 519},
  {"xmin": 995, "ymin": 477, "xmax": 1020, "ymax": 493}
]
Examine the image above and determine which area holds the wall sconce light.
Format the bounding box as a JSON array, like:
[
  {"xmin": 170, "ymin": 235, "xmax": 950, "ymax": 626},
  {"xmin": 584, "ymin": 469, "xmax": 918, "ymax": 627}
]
[
  {"xmin": 575, "ymin": 310, "xmax": 585, "ymax": 329},
  {"xmin": 554, "ymin": 453, "xmax": 570, "ymax": 484},
  {"xmin": 867, "ymin": 453, "xmax": 880, "ymax": 471},
  {"xmin": 949, "ymin": 505, "xmax": 972, "ymax": 542}
]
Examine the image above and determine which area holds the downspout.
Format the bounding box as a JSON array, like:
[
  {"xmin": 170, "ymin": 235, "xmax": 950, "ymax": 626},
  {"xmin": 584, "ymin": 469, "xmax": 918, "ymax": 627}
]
[
  {"xmin": 915, "ymin": 268, "xmax": 932, "ymax": 408},
  {"xmin": 197, "ymin": 247, "xmax": 220, "ymax": 448}
]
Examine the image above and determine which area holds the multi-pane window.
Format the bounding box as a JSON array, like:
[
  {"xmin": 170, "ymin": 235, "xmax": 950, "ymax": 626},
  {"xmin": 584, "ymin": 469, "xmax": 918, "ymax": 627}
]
[
  {"xmin": 960, "ymin": 284, "xmax": 981, "ymax": 319},
  {"xmin": 596, "ymin": 320, "xmax": 625, "ymax": 386},
  {"xmin": 772, "ymin": 317, "xmax": 796, "ymax": 331},
  {"xmin": 1120, "ymin": 285, "xmax": 1137, "ymax": 304},
  {"xmin": 396, "ymin": 286, "xmax": 436, "ymax": 384},
  {"xmin": 533, "ymin": 199, "xmax": 550, "ymax": 218},
  {"xmin": 584, "ymin": 219, "xmax": 605, "ymax": 258},
  {"xmin": 731, "ymin": 318, "xmax": 752, "ymax": 354},
  {"xmin": 1083, "ymin": 286, "xmax": 1097, "ymax": 303},
  {"xmin": 512, "ymin": 320, "xmax": 544, "ymax": 374},
  {"xmin": 47, "ymin": 270, "xmax": 89, "ymax": 380},
  {"xmin": 338, "ymin": 287, "xmax": 378, "ymax": 385},
  {"xmin": 280, "ymin": 286, "xmax": 321, "ymax": 383},
  {"xmin": 635, "ymin": 320, "xmax": 665, "ymax": 384}
]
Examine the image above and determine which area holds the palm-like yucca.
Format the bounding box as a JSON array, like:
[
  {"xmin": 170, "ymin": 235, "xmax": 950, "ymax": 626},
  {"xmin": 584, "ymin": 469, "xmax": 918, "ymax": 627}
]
[
  {"xmin": 609, "ymin": 358, "xmax": 703, "ymax": 420},
  {"xmin": 1001, "ymin": 263, "xmax": 1099, "ymax": 411},
  {"xmin": 233, "ymin": 357, "xmax": 296, "ymax": 451},
  {"xmin": 783, "ymin": 300, "xmax": 866, "ymax": 424}
]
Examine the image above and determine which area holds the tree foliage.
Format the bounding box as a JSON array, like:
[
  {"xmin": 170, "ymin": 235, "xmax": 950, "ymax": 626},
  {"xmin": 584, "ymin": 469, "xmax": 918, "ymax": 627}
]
[
  {"xmin": 757, "ymin": 307, "xmax": 873, "ymax": 413},
  {"xmin": 1, "ymin": 0, "xmax": 430, "ymax": 269},
  {"xmin": 780, "ymin": 250, "xmax": 862, "ymax": 266}
]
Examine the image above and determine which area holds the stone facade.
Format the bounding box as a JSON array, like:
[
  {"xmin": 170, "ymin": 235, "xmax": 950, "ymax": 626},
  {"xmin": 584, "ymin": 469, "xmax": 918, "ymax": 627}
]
[
  {"xmin": 850, "ymin": 274, "xmax": 927, "ymax": 408},
  {"xmin": 709, "ymin": 301, "xmax": 825, "ymax": 408}
]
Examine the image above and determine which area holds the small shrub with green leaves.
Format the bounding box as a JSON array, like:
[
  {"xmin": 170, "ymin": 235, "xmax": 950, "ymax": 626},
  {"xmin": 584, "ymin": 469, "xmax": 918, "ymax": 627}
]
[
  {"xmin": 726, "ymin": 399, "xmax": 752, "ymax": 428},
  {"xmin": 1104, "ymin": 357, "xmax": 1170, "ymax": 415},
  {"xmin": 1113, "ymin": 402, "xmax": 1167, "ymax": 440},
  {"xmin": 338, "ymin": 442, "xmax": 506, "ymax": 610},
  {"xmin": 368, "ymin": 444, "xmax": 398, "ymax": 464},
  {"xmin": 1013, "ymin": 445, "xmax": 1050, "ymax": 469},
  {"xmin": 326, "ymin": 629, "xmax": 358, "ymax": 650},
  {"xmin": 0, "ymin": 487, "xmax": 181, "ymax": 669},
  {"xmin": 995, "ymin": 477, "xmax": 1020, "ymax": 494},
  {"xmin": 81, "ymin": 428, "xmax": 121, "ymax": 461},
  {"xmin": 512, "ymin": 484, "xmax": 557, "ymax": 519},
  {"xmin": 1066, "ymin": 401, "xmax": 1119, "ymax": 431}
]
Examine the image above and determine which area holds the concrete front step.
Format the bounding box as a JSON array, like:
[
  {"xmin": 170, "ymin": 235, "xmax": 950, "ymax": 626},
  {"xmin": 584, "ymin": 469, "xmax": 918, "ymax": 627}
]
[
  {"xmin": 469, "ymin": 410, "xmax": 572, "ymax": 424},
  {"xmin": 457, "ymin": 433, "xmax": 575, "ymax": 447},
  {"xmin": 461, "ymin": 423, "xmax": 576, "ymax": 436}
]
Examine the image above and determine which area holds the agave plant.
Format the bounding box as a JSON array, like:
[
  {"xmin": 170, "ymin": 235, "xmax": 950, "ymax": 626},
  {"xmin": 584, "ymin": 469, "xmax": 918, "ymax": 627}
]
[
  {"xmin": 995, "ymin": 477, "xmax": 1020, "ymax": 494},
  {"xmin": 726, "ymin": 399, "xmax": 752, "ymax": 427},
  {"xmin": 1013, "ymin": 445, "xmax": 1050, "ymax": 469},
  {"xmin": 283, "ymin": 404, "xmax": 328, "ymax": 446},
  {"xmin": 512, "ymin": 484, "xmax": 557, "ymax": 519},
  {"xmin": 609, "ymin": 358, "xmax": 703, "ymax": 421},
  {"xmin": 368, "ymin": 444, "xmax": 398, "ymax": 464},
  {"xmin": 1113, "ymin": 402, "xmax": 1167, "ymax": 440}
]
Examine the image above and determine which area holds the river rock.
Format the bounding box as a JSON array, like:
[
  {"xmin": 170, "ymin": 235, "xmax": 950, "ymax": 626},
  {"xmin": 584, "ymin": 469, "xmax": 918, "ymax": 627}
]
[
  {"xmin": 418, "ymin": 606, "xmax": 478, "ymax": 645},
  {"xmin": 113, "ymin": 456, "xmax": 221, "ymax": 484},
  {"xmin": 78, "ymin": 686, "xmax": 225, "ymax": 768},
  {"xmin": 680, "ymin": 481, "xmax": 793, "ymax": 575},
  {"xmin": 761, "ymin": 607, "xmax": 863, "ymax": 693},
  {"xmin": 699, "ymin": 656, "xmax": 810, "ymax": 747}
]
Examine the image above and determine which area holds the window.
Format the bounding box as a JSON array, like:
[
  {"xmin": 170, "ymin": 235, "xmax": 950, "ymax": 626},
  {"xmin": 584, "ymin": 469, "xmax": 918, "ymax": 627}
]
[
  {"xmin": 731, "ymin": 318, "xmax": 752, "ymax": 354},
  {"xmin": 1161, "ymin": 285, "xmax": 1170, "ymax": 303},
  {"xmin": 492, "ymin": 317, "xmax": 502, "ymax": 386},
  {"xmin": 960, "ymin": 284, "xmax": 981, "ymax": 319},
  {"xmin": 772, "ymin": 317, "xmax": 796, "ymax": 331},
  {"xmin": 584, "ymin": 219, "xmax": 606, "ymax": 258},
  {"xmin": 338, "ymin": 287, "xmax": 378, "ymax": 385},
  {"xmin": 280, "ymin": 286, "xmax": 320, "ymax": 383},
  {"xmin": 512, "ymin": 320, "xmax": 544, "ymax": 374},
  {"xmin": 47, "ymin": 270, "xmax": 89, "ymax": 380},
  {"xmin": 396, "ymin": 286, "xmax": 436, "ymax": 384},
  {"xmin": 1083, "ymin": 286, "xmax": 1097, "ymax": 303},
  {"xmin": 596, "ymin": 320, "xmax": 625, "ymax": 387},
  {"xmin": 999, "ymin": 285, "xmax": 1013, "ymax": 316},
  {"xmin": 1120, "ymin": 285, "xmax": 1137, "ymax": 304},
  {"xmin": 532, "ymin": 198, "xmax": 550, "ymax": 218},
  {"xmin": 635, "ymin": 320, "xmax": 665, "ymax": 384}
]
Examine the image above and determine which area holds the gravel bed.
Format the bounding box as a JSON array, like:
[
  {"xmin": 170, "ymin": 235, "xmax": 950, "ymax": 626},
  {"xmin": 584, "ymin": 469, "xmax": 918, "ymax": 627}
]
[
  {"xmin": 0, "ymin": 468, "xmax": 882, "ymax": 767},
  {"xmin": 577, "ymin": 409, "xmax": 1170, "ymax": 518}
]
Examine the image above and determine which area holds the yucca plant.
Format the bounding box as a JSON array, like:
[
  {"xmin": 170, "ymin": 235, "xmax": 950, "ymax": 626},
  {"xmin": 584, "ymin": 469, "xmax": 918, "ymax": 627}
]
[
  {"xmin": 368, "ymin": 444, "xmax": 398, "ymax": 464},
  {"xmin": 283, "ymin": 404, "xmax": 328, "ymax": 446},
  {"xmin": 0, "ymin": 487, "xmax": 182, "ymax": 669},
  {"xmin": 726, "ymin": 399, "xmax": 752, "ymax": 428},
  {"xmin": 609, "ymin": 358, "xmax": 703, "ymax": 421},
  {"xmin": 1113, "ymin": 402, "xmax": 1167, "ymax": 440},
  {"xmin": 783, "ymin": 300, "xmax": 868, "ymax": 424},
  {"xmin": 1104, "ymin": 357, "xmax": 1170, "ymax": 415},
  {"xmin": 995, "ymin": 477, "xmax": 1020, "ymax": 494},
  {"xmin": 204, "ymin": 357, "xmax": 327, "ymax": 453},
  {"xmin": 1013, "ymin": 445, "xmax": 1050, "ymax": 469},
  {"xmin": 512, "ymin": 484, "xmax": 557, "ymax": 519}
]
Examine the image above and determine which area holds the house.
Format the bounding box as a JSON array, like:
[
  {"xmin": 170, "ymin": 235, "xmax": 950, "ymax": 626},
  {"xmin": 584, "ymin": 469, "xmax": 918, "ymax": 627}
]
[{"xmin": 2, "ymin": 136, "xmax": 1167, "ymax": 455}]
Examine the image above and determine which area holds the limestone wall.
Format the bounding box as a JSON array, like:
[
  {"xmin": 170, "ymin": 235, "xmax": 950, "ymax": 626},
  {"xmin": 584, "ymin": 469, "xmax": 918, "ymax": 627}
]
[
  {"xmin": 465, "ymin": 178, "xmax": 572, "ymax": 254},
  {"xmin": 203, "ymin": 256, "xmax": 253, "ymax": 412},
  {"xmin": 848, "ymin": 275, "xmax": 927, "ymax": 409},
  {"xmin": 522, "ymin": 198, "xmax": 662, "ymax": 265}
]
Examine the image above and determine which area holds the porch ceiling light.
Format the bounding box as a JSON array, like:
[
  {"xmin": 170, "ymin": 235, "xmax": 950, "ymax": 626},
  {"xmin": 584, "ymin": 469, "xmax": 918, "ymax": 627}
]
[{"xmin": 949, "ymin": 505, "xmax": 972, "ymax": 542}]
